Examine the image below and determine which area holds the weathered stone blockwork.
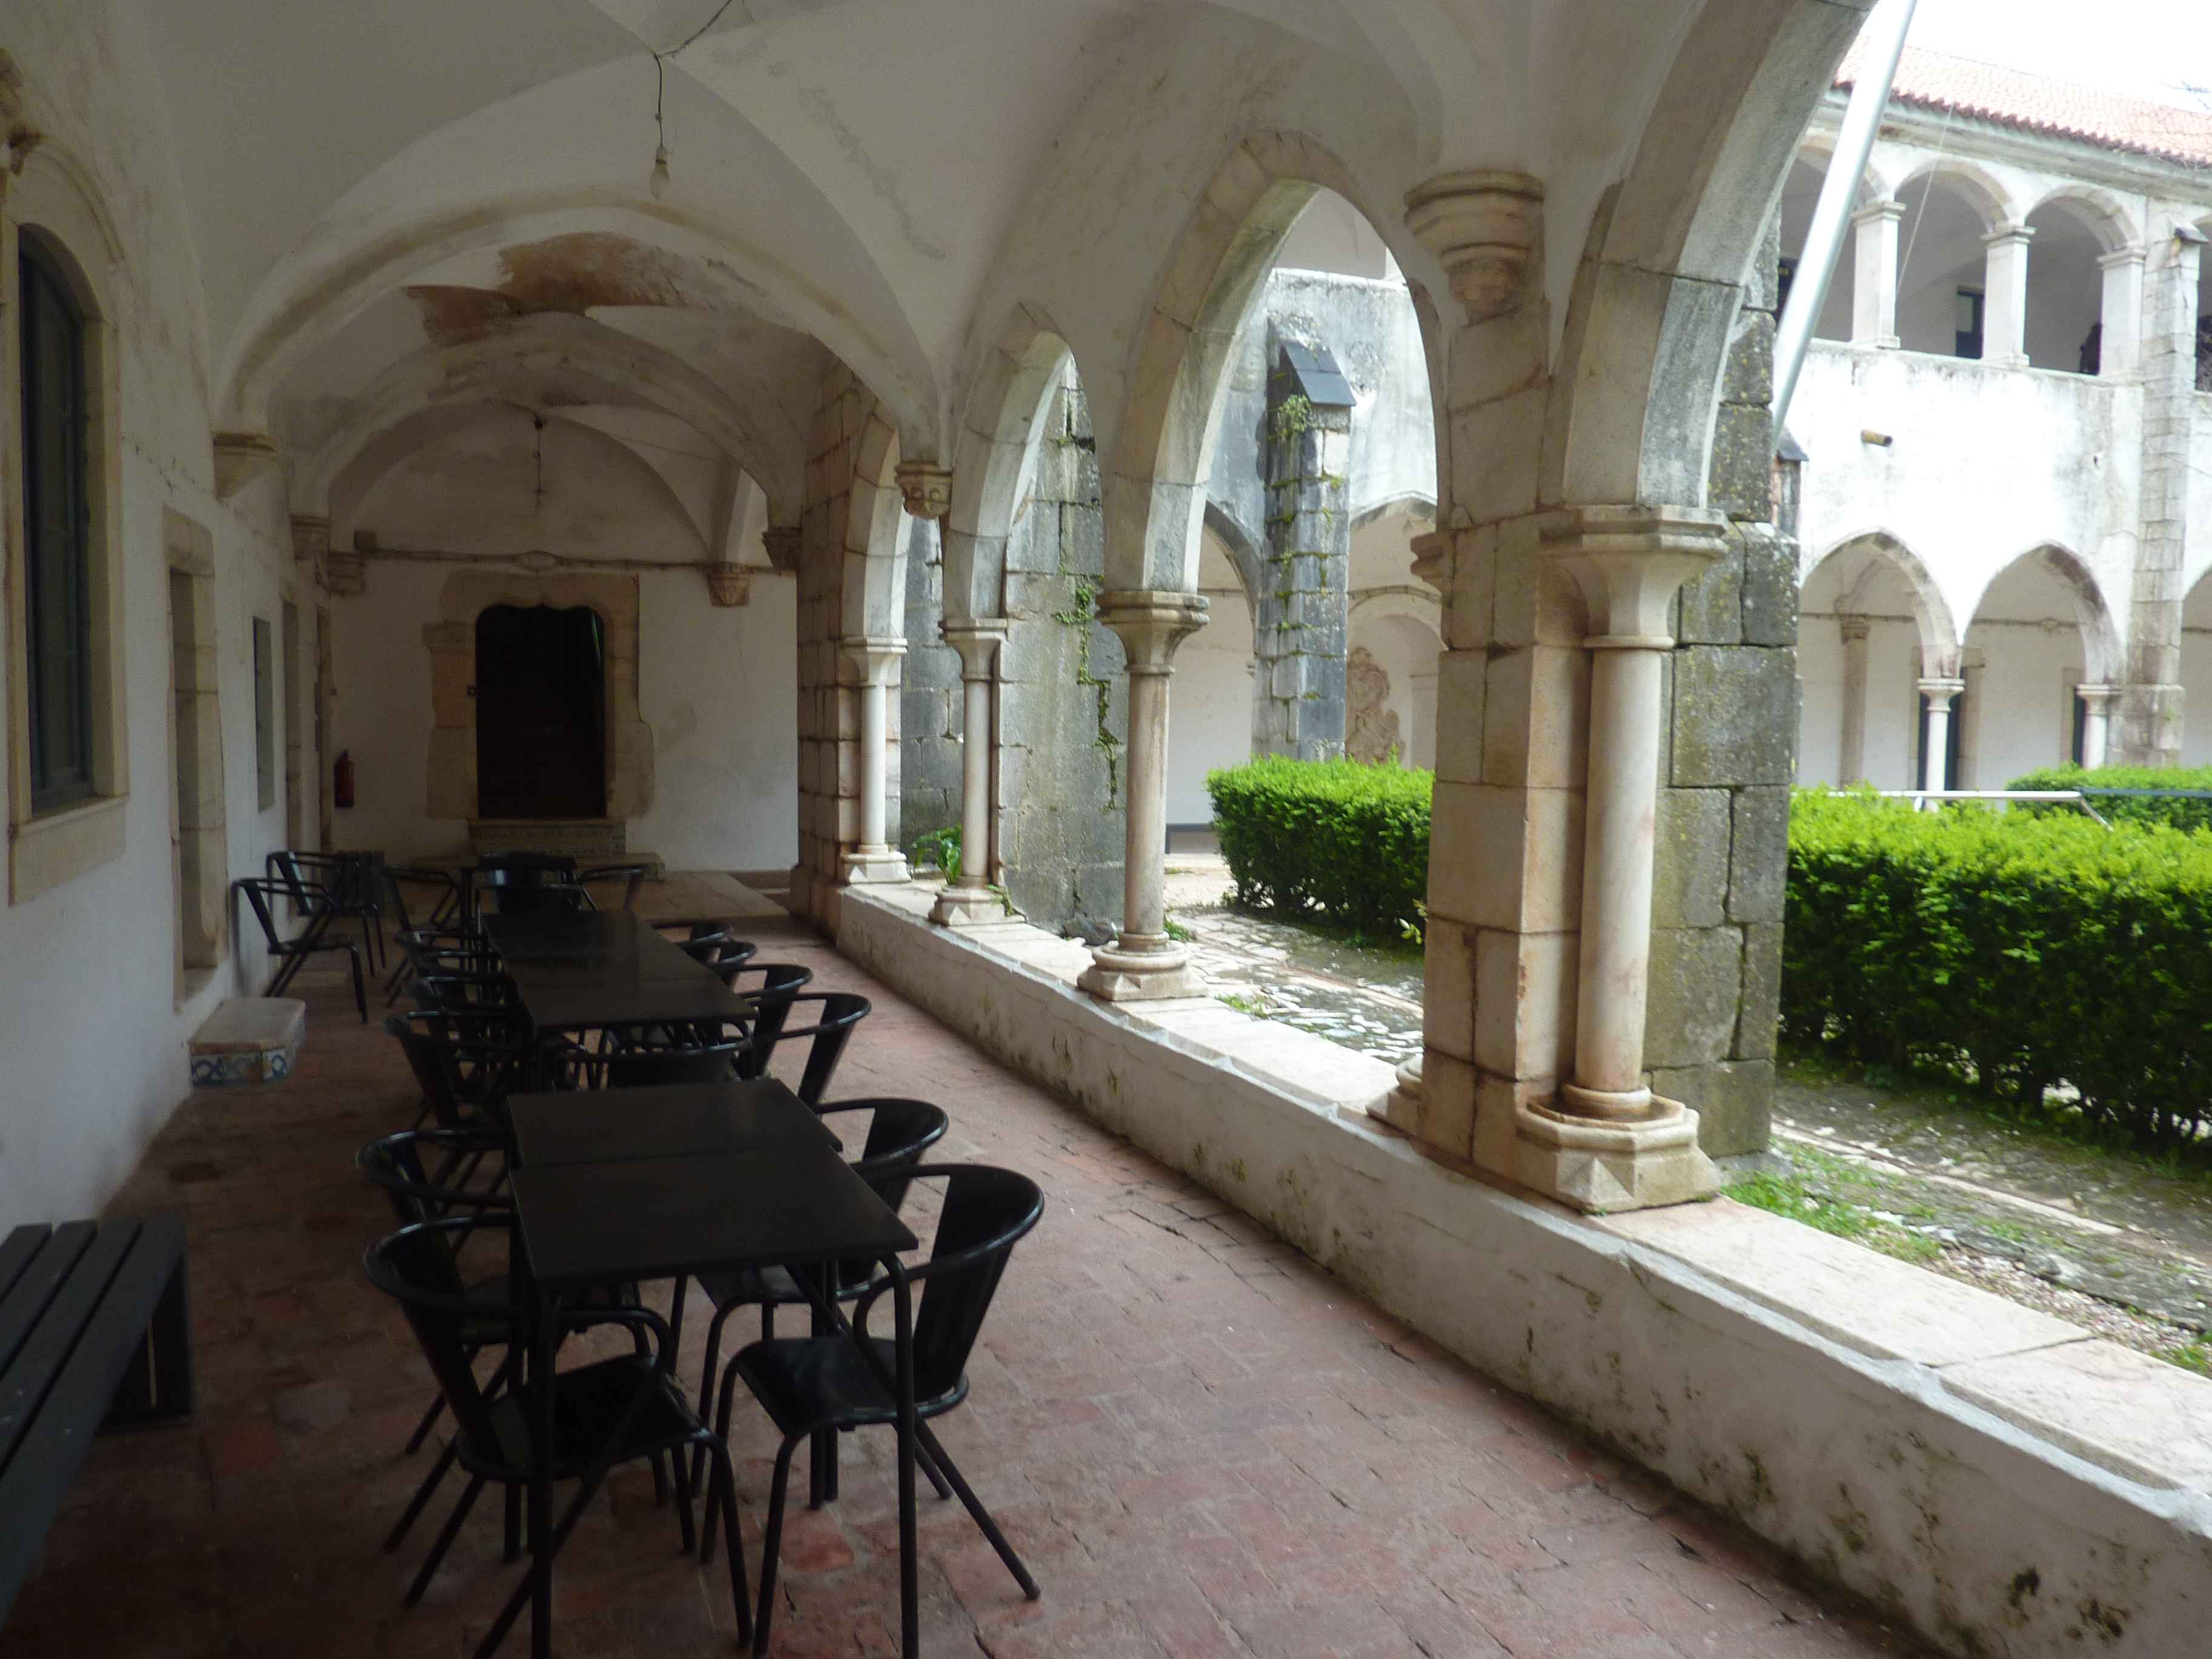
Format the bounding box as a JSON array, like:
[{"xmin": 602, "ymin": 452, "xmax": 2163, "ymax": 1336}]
[
  {"xmin": 994, "ymin": 379, "xmax": 1127, "ymax": 931},
  {"xmin": 900, "ymin": 517, "xmax": 961, "ymax": 851},
  {"xmin": 1650, "ymin": 221, "xmax": 1797, "ymax": 1156}
]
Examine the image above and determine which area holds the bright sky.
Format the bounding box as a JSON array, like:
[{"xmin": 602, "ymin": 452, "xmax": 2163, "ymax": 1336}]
[{"xmin": 1907, "ymin": 0, "xmax": 2212, "ymax": 106}]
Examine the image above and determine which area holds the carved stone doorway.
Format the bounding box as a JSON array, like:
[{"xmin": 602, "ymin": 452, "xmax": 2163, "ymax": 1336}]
[{"xmin": 474, "ymin": 603, "xmax": 608, "ymax": 820}]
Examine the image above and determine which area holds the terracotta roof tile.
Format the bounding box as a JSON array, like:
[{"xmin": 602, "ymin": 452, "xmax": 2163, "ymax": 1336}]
[{"xmin": 1836, "ymin": 44, "xmax": 2212, "ymax": 170}]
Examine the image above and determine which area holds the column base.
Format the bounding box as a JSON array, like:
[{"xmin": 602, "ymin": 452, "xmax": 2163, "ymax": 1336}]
[
  {"xmin": 841, "ymin": 848, "xmax": 912, "ymax": 885},
  {"xmin": 1077, "ymin": 937, "xmax": 1204, "ymax": 1002},
  {"xmin": 1512, "ymin": 1095, "xmax": 1717, "ymax": 1214},
  {"xmin": 1369, "ymin": 1057, "xmax": 1424, "ymax": 1133},
  {"xmin": 930, "ymin": 883, "xmax": 1008, "ymax": 927}
]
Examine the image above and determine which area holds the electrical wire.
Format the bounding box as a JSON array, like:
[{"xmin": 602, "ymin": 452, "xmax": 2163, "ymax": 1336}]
[{"xmin": 651, "ymin": 0, "xmax": 740, "ymax": 169}]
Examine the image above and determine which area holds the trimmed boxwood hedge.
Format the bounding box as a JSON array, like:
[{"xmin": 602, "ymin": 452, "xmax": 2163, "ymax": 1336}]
[
  {"xmin": 2006, "ymin": 763, "xmax": 2212, "ymax": 833},
  {"xmin": 1207, "ymin": 757, "xmax": 1430, "ymax": 935},
  {"xmin": 1786, "ymin": 788, "xmax": 2212, "ymax": 1145}
]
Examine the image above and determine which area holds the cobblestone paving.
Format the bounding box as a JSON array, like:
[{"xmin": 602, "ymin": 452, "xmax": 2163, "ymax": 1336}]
[{"xmin": 8, "ymin": 919, "xmax": 1929, "ymax": 1658}]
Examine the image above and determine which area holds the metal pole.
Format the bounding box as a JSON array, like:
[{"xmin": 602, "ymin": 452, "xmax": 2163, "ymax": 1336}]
[{"xmin": 1772, "ymin": 0, "xmax": 1919, "ymax": 443}]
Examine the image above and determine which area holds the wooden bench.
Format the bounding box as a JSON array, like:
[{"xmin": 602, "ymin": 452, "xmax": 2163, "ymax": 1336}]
[{"xmin": 0, "ymin": 1216, "xmax": 192, "ymax": 1620}]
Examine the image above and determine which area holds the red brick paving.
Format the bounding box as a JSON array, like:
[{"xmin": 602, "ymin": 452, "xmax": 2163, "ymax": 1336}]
[{"xmin": 5, "ymin": 918, "xmax": 1932, "ymax": 1658}]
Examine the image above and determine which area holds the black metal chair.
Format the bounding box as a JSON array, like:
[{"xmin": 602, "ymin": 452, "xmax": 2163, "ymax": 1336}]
[
  {"xmin": 720, "ymin": 963, "xmax": 813, "ymax": 1075},
  {"xmin": 484, "ymin": 876, "xmax": 593, "ymax": 919},
  {"xmin": 706, "ymin": 1165, "xmax": 1044, "ymax": 1652},
  {"xmin": 539, "ymin": 1033, "xmax": 749, "ymax": 1091},
  {"xmin": 386, "ymin": 1011, "xmax": 523, "ymax": 1134},
  {"xmin": 688, "ymin": 1099, "xmax": 949, "ymax": 1480},
  {"xmin": 234, "ymin": 876, "xmax": 367, "ymax": 1019},
  {"xmin": 755, "ymin": 992, "xmax": 871, "ymax": 1105},
  {"xmin": 382, "ymin": 866, "xmax": 469, "ymax": 1000},
  {"xmin": 578, "ymin": 862, "xmax": 652, "ymax": 912},
  {"xmin": 363, "ymin": 1218, "xmax": 748, "ymax": 1645},
  {"xmin": 677, "ymin": 931, "xmax": 733, "ymax": 965},
  {"xmin": 269, "ymin": 849, "xmax": 386, "ymax": 972}
]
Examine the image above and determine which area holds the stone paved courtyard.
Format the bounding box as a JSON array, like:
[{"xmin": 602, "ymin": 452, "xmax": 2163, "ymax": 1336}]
[{"xmin": 7, "ymin": 916, "xmax": 1929, "ymax": 1658}]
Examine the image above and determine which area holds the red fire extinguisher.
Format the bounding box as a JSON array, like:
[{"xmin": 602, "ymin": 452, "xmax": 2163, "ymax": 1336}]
[{"xmin": 333, "ymin": 749, "xmax": 356, "ymax": 811}]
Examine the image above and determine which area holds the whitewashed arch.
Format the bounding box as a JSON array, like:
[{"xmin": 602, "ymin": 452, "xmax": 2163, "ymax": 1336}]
[
  {"xmin": 1807, "ymin": 529, "xmax": 1963, "ymax": 679},
  {"xmin": 1964, "ymin": 543, "xmax": 2123, "ymax": 685},
  {"xmin": 943, "ymin": 307, "xmax": 1078, "ymax": 624}
]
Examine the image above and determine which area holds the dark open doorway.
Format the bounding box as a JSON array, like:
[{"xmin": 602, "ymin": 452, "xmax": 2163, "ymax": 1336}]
[{"xmin": 474, "ymin": 603, "xmax": 608, "ymax": 819}]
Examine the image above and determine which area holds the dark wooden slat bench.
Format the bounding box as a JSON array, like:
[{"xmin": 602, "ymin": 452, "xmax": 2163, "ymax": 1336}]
[{"xmin": 0, "ymin": 1215, "xmax": 192, "ymax": 1620}]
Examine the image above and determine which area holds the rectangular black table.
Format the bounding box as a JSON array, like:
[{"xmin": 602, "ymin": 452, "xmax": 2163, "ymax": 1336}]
[
  {"xmin": 506, "ymin": 1145, "xmax": 923, "ymax": 1659},
  {"xmin": 481, "ymin": 911, "xmax": 754, "ymax": 1036},
  {"xmin": 507, "ymin": 1078, "xmax": 839, "ymax": 1167}
]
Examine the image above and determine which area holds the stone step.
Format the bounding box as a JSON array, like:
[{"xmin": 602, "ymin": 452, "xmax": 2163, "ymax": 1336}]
[{"xmin": 189, "ymin": 997, "xmax": 306, "ymax": 1087}]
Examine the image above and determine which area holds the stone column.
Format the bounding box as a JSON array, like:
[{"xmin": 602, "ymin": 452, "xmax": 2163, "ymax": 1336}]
[
  {"xmin": 2117, "ymin": 226, "xmax": 2202, "ymax": 765},
  {"xmin": 1255, "ymin": 346, "xmax": 1353, "ymax": 759},
  {"xmin": 1851, "ymin": 199, "xmax": 1904, "ymax": 349},
  {"xmin": 1919, "ymin": 677, "xmax": 1963, "ymax": 791},
  {"xmin": 841, "ymin": 637, "xmax": 910, "ymax": 883},
  {"xmin": 2097, "ymin": 247, "xmax": 2145, "ymax": 379},
  {"xmin": 1837, "ymin": 616, "xmax": 1871, "ymax": 783},
  {"xmin": 1512, "ymin": 507, "xmax": 1726, "ymax": 1212},
  {"xmin": 2077, "ymin": 683, "xmax": 2118, "ymax": 770},
  {"xmin": 1980, "ymin": 224, "xmax": 2035, "ymax": 367},
  {"xmin": 1079, "ymin": 591, "xmax": 1208, "ymax": 1001},
  {"xmin": 930, "ymin": 620, "xmax": 1009, "ymax": 925}
]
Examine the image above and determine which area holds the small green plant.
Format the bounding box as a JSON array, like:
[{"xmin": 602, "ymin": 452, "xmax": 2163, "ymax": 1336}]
[
  {"xmin": 1217, "ymin": 991, "xmax": 1269, "ymax": 1017},
  {"xmin": 1163, "ymin": 917, "xmax": 1196, "ymax": 943},
  {"xmin": 910, "ymin": 825, "xmax": 960, "ymax": 882},
  {"xmin": 2156, "ymin": 1338, "xmax": 2211, "ymax": 1377},
  {"xmin": 1724, "ymin": 1150, "xmax": 1941, "ymax": 1267}
]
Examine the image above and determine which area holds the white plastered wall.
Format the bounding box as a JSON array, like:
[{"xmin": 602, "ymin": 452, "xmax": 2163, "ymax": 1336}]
[
  {"xmin": 1167, "ymin": 530, "xmax": 1255, "ymax": 825},
  {"xmin": 0, "ymin": 1, "xmax": 309, "ymax": 1226}
]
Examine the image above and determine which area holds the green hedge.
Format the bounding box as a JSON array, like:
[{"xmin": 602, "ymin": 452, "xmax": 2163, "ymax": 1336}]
[
  {"xmin": 2006, "ymin": 763, "xmax": 2212, "ymax": 833},
  {"xmin": 1207, "ymin": 757, "xmax": 1431, "ymax": 935},
  {"xmin": 1785, "ymin": 789, "xmax": 2212, "ymax": 1145}
]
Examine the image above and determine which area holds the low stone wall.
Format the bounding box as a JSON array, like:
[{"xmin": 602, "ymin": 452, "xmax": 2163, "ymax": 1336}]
[{"xmin": 833, "ymin": 882, "xmax": 2212, "ymax": 1659}]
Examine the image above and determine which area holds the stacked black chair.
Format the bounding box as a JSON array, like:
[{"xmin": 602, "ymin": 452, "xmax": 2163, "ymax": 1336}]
[
  {"xmin": 755, "ymin": 992, "xmax": 871, "ymax": 1105},
  {"xmin": 235, "ymin": 876, "xmax": 367, "ymax": 1019},
  {"xmin": 269, "ymin": 849, "xmax": 386, "ymax": 971},
  {"xmin": 705, "ymin": 1165, "xmax": 1044, "ymax": 1653},
  {"xmin": 578, "ymin": 862, "xmax": 652, "ymax": 912}
]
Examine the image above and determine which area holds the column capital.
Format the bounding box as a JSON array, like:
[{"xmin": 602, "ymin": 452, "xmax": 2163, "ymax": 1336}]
[
  {"xmin": 1917, "ymin": 675, "xmax": 1966, "ymax": 707},
  {"xmin": 2075, "ymin": 682, "xmax": 2120, "ymax": 708},
  {"xmin": 1539, "ymin": 505, "xmax": 1729, "ymax": 647},
  {"xmin": 289, "ymin": 514, "xmax": 329, "ymax": 565},
  {"xmin": 2097, "ymin": 245, "xmax": 2147, "ymax": 272},
  {"xmin": 939, "ymin": 617, "xmax": 1008, "ymax": 679},
  {"xmin": 1983, "ymin": 221, "xmax": 2035, "ymax": 250},
  {"xmin": 1851, "ymin": 197, "xmax": 1906, "ymax": 228},
  {"xmin": 212, "ymin": 431, "xmax": 281, "ymax": 501},
  {"xmin": 895, "ymin": 461, "xmax": 954, "ymax": 520},
  {"xmin": 762, "ymin": 525, "xmax": 803, "ymax": 571},
  {"xmin": 1837, "ymin": 615, "xmax": 1872, "ymax": 643},
  {"xmin": 1403, "ymin": 170, "xmax": 1544, "ymax": 320},
  {"xmin": 842, "ymin": 635, "xmax": 907, "ymax": 683},
  {"xmin": 703, "ymin": 565, "xmax": 751, "ymax": 607},
  {"xmin": 1095, "ymin": 589, "xmax": 1208, "ymax": 674}
]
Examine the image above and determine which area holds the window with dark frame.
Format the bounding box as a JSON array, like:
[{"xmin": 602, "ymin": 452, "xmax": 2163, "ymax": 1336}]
[{"xmin": 19, "ymin": 237, "xmax": 94, "ymax": 813}]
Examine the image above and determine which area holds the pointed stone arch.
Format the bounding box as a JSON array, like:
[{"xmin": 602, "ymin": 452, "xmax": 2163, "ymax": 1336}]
[
  {"xmin": 1807, "ymin": 529, "xmax": 1962, "ymax": 678},
  {"xmin": 945, "ymin": 307, "xmax": 1076, "ymax": 623},
  {"xmin": 1966, "ymin": 542, "xmax": 2123, "ymax": 686}
]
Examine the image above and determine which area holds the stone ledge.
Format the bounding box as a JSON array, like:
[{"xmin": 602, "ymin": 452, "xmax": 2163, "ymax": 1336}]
[
  {"xmin": 189, "ymin": 996, "xmax": 306, "ymax": 1086},
  {"xmin": 833, "ymin": 882, "xmax": 2212, "ymax": 1658}
]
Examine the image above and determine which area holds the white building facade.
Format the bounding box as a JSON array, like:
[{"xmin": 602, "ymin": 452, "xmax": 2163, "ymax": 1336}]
[{"xmin": 1782, "ymin": 47, "xmax": 2212, "ymax": 786}]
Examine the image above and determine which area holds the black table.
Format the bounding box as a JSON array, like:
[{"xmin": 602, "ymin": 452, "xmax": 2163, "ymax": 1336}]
[
  {"xmin": 508, "ymin": 1078, "xmax": 839, "ymax": 1167},
  {"xmin": 506, "ymin": 1146, "xmax": 923, "ymax": 1659},
  {"xmin": 481, "ymin": 911, "xmax": 754, "ymax": 1037}
]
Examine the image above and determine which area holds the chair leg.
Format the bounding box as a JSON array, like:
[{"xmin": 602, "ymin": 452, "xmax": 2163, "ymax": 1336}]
[
  {"xmin": 916, "ymin": 1436, "xmax": 954, "ymax": 1503},
  {"xmin": 703, "ymin": 1439, "xmax": 754, "ymax": 1644},
  {"xmin": 689, "ymin": 1301, "xmax": 737, "ymax": 1492},
  {"xmin": 753, "ymin": 1433, "xmax": 803, "ymax": 1658},
  {"xmin": 403, "ymin": 1391, "xmax": 446, "ymax": 1455},
  {"xmin": 346, "ymin": 943, "xmax": 368, "ymax": 1022},
  {"xmin": 386, "ymin": 1437, "xmax": 460, "ymax": 1551},
  {"xmin": 671, "ymin": 1434, "xmax": 698, "ymax": 1555},
  {"xmin": 403, "ymin": 1472, "xmax": 486, "ymax": 1607},
  {"xmin": 916, "ymin": 1421, "xmax": 1039, "ymax": 1598},
  {"xmin": 503, "ymin": 1483, "xmax": 522, "ymax": 1564}
]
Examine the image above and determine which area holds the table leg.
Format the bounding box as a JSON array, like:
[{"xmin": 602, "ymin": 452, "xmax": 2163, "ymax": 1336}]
[{"xmin": 532, "ymin": 1289, "xmax": 557, "ymax": 1659}]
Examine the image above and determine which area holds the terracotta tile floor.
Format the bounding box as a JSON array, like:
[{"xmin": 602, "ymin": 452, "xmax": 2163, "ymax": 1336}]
[{"xmin": 7, "ymin": 918, "xmax": 1932, "ymax": 1658}]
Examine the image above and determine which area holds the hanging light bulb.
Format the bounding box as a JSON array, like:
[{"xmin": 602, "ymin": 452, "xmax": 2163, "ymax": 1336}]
[{"xmin": 649, "ymin": 142, "xmax": 672, "ymax": 199}]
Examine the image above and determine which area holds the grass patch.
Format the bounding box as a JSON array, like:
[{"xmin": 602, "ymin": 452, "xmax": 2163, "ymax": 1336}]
[
  {"xmin": 1777, "ymin": 1043, "xmax": 2212, "ymax": 1191},
  {"xmin": 1216, "ymin": 991, "xmax": 1268, "ymax": 1018},
  {"xmin": 2156, "ymin": 1338, "xmax": 2211, "ymax": 1377},
  {"xmin": 1725, "ymin": 1145, "xmax": 1943, "ymax": 1267}
]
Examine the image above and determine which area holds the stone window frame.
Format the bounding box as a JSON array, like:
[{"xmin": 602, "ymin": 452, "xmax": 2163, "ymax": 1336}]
[
  {"xmin": 2, "ymin": 154, "xmax": 129, "ymax": 904},
  {"xmin": 165, "ymin": 510, "xmax": 227, "ymax": 999}
]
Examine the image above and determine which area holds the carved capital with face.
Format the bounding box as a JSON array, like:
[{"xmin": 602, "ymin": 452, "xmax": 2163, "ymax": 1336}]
[
  {"xmin": 1403, "ymin": 170, "xmax": 1545, "ymax": 320},
  {"xmin": 895, "ymin": 461, "xmax": 954, "ymax": 520}
]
